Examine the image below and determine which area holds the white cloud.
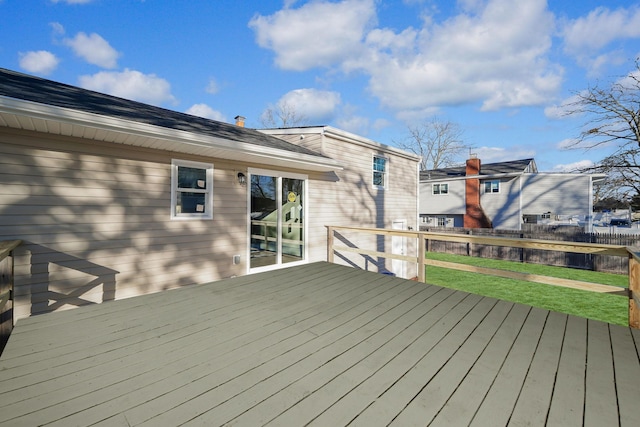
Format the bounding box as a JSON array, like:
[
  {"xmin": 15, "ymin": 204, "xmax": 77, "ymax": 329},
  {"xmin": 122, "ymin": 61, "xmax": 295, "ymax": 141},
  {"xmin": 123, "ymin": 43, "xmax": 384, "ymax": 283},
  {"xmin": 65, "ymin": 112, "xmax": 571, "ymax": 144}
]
[
  {"xmin": 185, "ymin": 104, "xmax": 226, "ymax": 122},
  {"xmin": 365, "ymin": 0, "xmax": 561, "ymax": 112},
  {"xmin": 18, "ymin": 50, "xmax": 60, "ymax": 75},
  {"xmin": 557, "ymin": 138, "xmax": 580, "ymax": 150},
  {"xmin": 372, "ymin": 117, "xmax": 392, "ymax": 131},
  {"xmin": 78, "ymin": 69, "xmax": 177, "ymax": 105},
  {"xmin": 64, "ymin": 32, "xmax": 120, "ymax": 68},
  {"xmin": 562, "ymin": 6, "xmax": 640, "ymax": 55},
  {"xmin": 473, "ymin": 146, "xmax": 536, "ymax": 163},
  {"xmin": 249, "ymin": 0, "xmax": 376, "ymax": 71},
  {"xmin": 277, "ymin": 88, "xmax": 342, "ymax": 123},
  {"xmin": 552, "ymin": 160, "xmax": 594, "ymax": 172},
  {"xmin": 50, "ymin": 22, "xmax": 65, "ymax": 36},
  {"xmin": 561, "ymin": 5, "xmax": 640, "ymax": 74},
  {"xmin": 544, "ymin": 93, "xmax": 583, "ymax": 119},
  {"xmin": 205, "ymin": 78, "xmax": 219, "ymax": 95},
  {"xmin": 251, "ymin": 0, "xmax": 562, "ymax": 115},
  {"xmin": 336, "ymin": 114, "xmax": 370, "ymax": 135}
]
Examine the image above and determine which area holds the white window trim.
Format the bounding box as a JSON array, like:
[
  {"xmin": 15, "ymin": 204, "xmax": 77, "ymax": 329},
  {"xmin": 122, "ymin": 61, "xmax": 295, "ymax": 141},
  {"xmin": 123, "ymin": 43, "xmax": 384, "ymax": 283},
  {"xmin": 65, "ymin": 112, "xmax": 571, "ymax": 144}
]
[
  {"xmin": 432, "ymin": 183, "xmax": 449, "ymax": 195},
  {"xmin": 171, "ymin": 159, "xmax": 214, "ymax": 220},
  {"xmin": 373, "ymin": 155, "xmax": 388, "ymax": 190},
  {"xmin": 484, "ymin": 179, "xmax": 500, "ymax": 194}
]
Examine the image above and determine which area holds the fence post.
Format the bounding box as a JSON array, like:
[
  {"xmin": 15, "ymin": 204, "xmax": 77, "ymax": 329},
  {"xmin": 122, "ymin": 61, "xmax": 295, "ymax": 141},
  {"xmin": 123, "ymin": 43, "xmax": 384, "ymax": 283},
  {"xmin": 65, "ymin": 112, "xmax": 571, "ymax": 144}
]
[{"xmin": 628, "ymin": 250, "xmax": 640, "ymax": 329}]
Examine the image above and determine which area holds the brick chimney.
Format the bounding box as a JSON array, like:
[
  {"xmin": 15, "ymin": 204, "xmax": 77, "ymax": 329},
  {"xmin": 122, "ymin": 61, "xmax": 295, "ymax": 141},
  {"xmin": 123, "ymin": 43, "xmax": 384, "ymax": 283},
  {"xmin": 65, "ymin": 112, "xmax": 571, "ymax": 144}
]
[
  {"xmin": 464, "ymin": 156, "xmax": 492, "ymax": 228},
  {"xmin": 234, "ymin": 115, "xmax": 245, "ymax": 127}
]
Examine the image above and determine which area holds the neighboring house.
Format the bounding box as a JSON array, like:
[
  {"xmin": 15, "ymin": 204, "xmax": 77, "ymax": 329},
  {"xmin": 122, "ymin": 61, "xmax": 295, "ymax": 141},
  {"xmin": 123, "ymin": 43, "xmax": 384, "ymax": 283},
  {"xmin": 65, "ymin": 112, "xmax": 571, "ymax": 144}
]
[
  {"xmin": 0, "ymin": 68, "xmax": 420, "ymax": 319},
  {"xmin": 420, "ymin": 157, "xmax": 605, "ymax": 230}
]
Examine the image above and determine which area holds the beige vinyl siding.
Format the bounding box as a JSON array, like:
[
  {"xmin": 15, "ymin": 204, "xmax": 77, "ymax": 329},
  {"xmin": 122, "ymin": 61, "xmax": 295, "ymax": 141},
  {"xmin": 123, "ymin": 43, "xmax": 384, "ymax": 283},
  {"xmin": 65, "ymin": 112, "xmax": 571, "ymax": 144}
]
[
  {"xmin": 0, "ymin": 129, "xmax": 248, "ymax": 319},
  {"xmin": 303, "ymin": 132, "xmax": 419, "ymax": 278},
  {"xmin": 276, "ymin": 132, "xmax": 324, "ymax": 154}
]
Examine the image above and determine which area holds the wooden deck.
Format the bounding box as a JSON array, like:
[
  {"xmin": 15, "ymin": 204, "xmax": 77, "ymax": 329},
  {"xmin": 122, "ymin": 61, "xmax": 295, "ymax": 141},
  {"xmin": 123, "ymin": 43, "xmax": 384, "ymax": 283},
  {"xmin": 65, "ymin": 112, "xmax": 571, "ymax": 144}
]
[{"xmin": 1, "ymin": 262, "xmax": 639, "ymax": 426}]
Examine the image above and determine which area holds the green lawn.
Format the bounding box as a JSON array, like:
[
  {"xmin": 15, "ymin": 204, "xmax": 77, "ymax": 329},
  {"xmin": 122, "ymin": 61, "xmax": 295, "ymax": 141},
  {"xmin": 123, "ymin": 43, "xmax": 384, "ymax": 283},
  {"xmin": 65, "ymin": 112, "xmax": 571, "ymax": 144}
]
[{"xmin": 424, "ymin": 252, "xmax": 629, "ymax": 326}]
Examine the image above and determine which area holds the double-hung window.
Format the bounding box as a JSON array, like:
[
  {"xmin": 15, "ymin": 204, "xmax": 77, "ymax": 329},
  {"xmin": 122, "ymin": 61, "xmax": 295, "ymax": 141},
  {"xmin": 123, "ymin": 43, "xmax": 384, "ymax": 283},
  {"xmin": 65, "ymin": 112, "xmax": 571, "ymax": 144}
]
[
  {"xmin": 373, "ymin": 155, "xmax": 388, "ymax": 189},
  {"xmin": 171, "ymin": 159, "xmax": 214, "ymax": 219},
  {"xmin": 432, "ymin": 183, "xmax": 449, "ymax": 195},
  {"xmin": 484, "ymin": 180, "xmax": 500, "ymax": 193}
]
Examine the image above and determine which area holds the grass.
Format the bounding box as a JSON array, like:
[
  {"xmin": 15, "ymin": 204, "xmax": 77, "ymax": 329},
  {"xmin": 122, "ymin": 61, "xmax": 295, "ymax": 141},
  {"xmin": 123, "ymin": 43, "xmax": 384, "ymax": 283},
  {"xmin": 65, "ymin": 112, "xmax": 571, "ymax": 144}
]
[{"xmin": 424, "ymin": 252, "xmax": 629, "ymax": 326}]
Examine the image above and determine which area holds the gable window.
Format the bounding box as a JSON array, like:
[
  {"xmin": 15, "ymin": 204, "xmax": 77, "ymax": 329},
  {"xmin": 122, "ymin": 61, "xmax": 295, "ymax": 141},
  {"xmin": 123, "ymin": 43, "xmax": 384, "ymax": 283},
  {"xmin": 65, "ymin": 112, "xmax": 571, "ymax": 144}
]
[
  {"xmin": 432, "ymin": 183, "xmax": 449, "ymax": 195},
  {"xmin": 171, "ymin": 159, "xmax": 213, "ymax": 219},
  {"xmin": 484, "ymin": 180, "xmax": 500, "ymax": 193},
  {"xmin": 373, "ymin": 155, "xmax": 388, "ymax": 189}
]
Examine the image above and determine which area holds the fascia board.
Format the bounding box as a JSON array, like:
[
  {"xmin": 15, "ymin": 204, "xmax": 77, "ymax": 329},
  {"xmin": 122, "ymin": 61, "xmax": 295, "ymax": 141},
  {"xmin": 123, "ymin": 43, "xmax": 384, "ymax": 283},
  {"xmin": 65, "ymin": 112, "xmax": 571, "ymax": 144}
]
[{"xmin": 0, "ymin": 96, "xmax": 343, "ymax": 172}]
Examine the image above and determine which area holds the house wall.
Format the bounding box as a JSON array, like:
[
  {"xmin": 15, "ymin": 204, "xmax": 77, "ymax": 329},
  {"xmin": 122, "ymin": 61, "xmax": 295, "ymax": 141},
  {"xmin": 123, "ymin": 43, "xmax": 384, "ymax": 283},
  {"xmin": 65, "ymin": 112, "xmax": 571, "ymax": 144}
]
[
  {"xmin": 272, "ymin": 131, "xmax": 420, "ymax": 278},
  {"xmin": 0, "ymin": 128, "xmax": 256, "ymax": 319},
  {"xmin": 480, "ymin": 176, "xmax": 522, "ymax": 229},
  {"xmin": 521, "ymin": 174, "xmax": 592, "ymax": 217},
  {"xmin": 419, "ymin": 180, "xmax": 466, "ymax": 215},
  {"xmin": 1, "ymin": 126, "xmax": 419, "ymax": 318}
]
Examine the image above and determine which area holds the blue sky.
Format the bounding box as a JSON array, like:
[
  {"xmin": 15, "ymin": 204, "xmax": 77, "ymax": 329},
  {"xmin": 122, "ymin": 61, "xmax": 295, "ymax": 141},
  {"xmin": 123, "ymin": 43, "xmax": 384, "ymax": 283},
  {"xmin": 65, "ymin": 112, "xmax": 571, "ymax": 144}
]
[{"xmin": 1, "ymin": 0, "xmax": 639, "ymax": 172}]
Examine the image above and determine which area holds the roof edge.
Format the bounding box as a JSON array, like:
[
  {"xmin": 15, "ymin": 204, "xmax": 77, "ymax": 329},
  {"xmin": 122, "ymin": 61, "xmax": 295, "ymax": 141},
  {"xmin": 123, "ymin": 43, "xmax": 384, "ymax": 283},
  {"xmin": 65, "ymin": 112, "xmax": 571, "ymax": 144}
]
[{"xmin": 0, "ymin": 95, "xmax": 344, "ymax": 172}]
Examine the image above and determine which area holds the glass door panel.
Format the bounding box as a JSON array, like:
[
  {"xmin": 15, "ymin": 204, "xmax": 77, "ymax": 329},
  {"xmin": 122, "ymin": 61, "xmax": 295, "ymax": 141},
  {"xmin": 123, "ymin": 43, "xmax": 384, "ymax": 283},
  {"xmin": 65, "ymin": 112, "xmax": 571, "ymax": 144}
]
[
  {"xmin": 249, "ymin": 172, "xmax": 306, "ymax": 270},
  {"xmin": 250, "ymin": 175, "xmax": 278, "ymax": 268},
  {"xmin": 282, "ymin": 178, "xmax": 304, "ymax": 264}
]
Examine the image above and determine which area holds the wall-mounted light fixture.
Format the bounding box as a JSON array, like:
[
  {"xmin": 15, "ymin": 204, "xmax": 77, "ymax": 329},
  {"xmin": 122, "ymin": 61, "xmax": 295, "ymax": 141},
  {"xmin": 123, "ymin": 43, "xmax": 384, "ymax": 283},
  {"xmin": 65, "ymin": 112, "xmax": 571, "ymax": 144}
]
[{"xmin": 237, "ymin": 172, "xmax": 246, "ymax": 185}]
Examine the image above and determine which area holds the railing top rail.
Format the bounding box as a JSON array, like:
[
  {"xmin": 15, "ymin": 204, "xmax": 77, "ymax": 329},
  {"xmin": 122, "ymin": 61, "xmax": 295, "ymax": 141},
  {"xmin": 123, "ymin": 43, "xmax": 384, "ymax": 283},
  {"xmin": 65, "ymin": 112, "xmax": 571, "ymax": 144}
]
[
  {"xmin": 0, "ymin": 240, "xmax": 21, "ymax": 262},
  {"xmin": 627, "ymin": 246, "xmax": 640, "ymax": 263},
  {"xmin": 326, "ymin": 226, "xmax": 630, "ymax": 257}
]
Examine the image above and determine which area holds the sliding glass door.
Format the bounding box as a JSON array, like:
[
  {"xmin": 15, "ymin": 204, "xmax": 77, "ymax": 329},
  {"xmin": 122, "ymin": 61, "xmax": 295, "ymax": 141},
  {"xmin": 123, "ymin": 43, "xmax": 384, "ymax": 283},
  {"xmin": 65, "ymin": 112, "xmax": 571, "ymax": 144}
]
[{"xmin": 249, "ymin": 169, "xmax": 306, "ymax": 271}]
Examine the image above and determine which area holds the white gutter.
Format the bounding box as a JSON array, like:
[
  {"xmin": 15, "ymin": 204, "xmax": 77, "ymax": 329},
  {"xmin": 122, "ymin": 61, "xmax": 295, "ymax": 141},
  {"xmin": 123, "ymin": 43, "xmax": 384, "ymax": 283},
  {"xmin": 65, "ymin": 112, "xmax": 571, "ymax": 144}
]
[
  {"xmin": 421, "ymin": 171, "xmax": 608, "ymax": 183},
  {"xmin": 0, "ymin": 96, "xmax": 344, "ymax": 172}
]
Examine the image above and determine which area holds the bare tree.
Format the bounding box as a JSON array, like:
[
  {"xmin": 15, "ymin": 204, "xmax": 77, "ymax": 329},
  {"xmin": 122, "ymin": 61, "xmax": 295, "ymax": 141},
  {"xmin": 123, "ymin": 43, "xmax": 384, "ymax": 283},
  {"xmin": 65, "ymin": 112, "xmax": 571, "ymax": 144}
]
[
  {"xmin": 394, "ymin": 118, "xmax": 470, "ymax": 171},
  {"xmin": 567, "ymin": 58, "xmax": 640, "ymax": 199},
  {"xmin": 566, "ymin": 59, "xmax": 640, "ymax": 150},
  {"xmin": 260, "ymin": 101, "xmax": 309, "ymax": 128}
]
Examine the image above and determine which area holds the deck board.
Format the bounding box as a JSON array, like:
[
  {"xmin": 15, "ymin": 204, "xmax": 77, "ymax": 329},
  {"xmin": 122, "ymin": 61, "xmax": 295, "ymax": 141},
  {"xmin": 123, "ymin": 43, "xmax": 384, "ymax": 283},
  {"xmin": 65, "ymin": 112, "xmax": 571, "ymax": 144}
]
[
  {"xmin": 585, "ymin": 320, "xmax": 619, "ymax": 427},
  {"xmin": 546, "ymin": 315, "xmax": 587, "ymax": 426},
  {"xmin": 1, "ymin": 261, "xmax": 639, "ymax": 426}
]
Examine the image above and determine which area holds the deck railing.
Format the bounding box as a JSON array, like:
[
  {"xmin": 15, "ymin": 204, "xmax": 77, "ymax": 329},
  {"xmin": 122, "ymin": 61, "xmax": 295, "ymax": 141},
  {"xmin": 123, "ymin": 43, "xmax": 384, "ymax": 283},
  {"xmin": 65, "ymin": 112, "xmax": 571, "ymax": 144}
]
[
  {"xmin": 326, "ymin": 226, "xmax": 639, "ymax": 329},
  {"xmin": 0, "ymin": 240, "xmax": 21, "ymax": 355}
]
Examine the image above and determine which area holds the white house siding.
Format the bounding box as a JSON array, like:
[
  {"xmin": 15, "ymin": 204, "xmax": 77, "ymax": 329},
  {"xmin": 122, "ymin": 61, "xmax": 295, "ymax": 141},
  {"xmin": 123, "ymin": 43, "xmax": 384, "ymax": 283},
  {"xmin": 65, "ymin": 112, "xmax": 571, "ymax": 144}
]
[
  {"xmin": 480, "ymin": 176, "xmax": 522, "ymax": 229},
  {"xmin": 268, "ymin": 129, "xmax": 420, "ymax": 279},
  {"xmin": 521, "ymin": 174, "xmax": 591, "ymax": 217},
  {"xmin": 0, "ymin": 128, "xmax": 250, "ymax": 319},
  {"xmin": 419, "ymin": 179, "xmax": 466, "ymax": 215}
]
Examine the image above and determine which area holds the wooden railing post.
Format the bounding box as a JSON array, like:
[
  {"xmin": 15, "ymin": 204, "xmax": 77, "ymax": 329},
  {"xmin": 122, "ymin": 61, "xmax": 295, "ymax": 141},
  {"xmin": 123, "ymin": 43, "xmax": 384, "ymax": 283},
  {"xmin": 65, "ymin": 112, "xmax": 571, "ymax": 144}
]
[
  {"xmin": 0, "ymin": 240, "xmax": 21, "ymax": 355},
  {"xmin": 418, "ymin": 233, "xmax": 426, "ymax": 283},
  {"xmin": 628, "ymin": 249, "xmax": 640, "ymax": 329},
  {"xmin": 326, "ymin": 226, "xmax": 335, "ymax": 264}
]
